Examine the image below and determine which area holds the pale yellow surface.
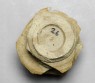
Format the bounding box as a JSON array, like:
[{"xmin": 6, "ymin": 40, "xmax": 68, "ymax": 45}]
[{"xmin": 16, "ymin": 8, "xmax": 82, "ymax": 75}]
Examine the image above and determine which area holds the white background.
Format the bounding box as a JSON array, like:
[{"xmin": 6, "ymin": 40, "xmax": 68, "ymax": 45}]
[{"xmin": 0, "ymin": 0, "xmax": 95, "ymax": 83}]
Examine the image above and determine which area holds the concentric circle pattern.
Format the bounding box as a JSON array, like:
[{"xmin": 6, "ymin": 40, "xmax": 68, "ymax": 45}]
[{"xmin": 16, "ymin": 8, "xmax": 82, "ymax": 75}]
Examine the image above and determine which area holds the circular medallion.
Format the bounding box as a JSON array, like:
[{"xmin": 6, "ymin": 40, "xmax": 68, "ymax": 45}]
[{"xmin": 27, "ymin": 10, "xmax": 75, "ymax": 62}]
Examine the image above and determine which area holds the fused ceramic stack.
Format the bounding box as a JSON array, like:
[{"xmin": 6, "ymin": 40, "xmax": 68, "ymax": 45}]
[{"xmin": 16, "ymin": 8, "xmax": 82, "ymax": 75}]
